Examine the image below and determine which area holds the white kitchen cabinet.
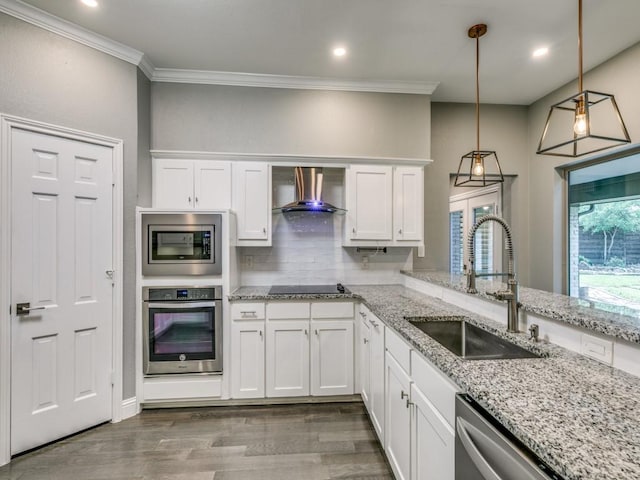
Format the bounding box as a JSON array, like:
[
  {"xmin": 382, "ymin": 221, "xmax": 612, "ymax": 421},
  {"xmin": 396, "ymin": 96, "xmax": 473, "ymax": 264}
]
[
  {"xmin": 385, "ymin": 352, "xmax": 412, "ymax": 480},
  {"xmin": 360, "ymin": 306, "xmax": 386, "ymax": 442},
  {"xmin": 153, "ymin": 158, "xmax": 231, "ymax": 209},
  {"xmin": 232, "ymin": 162, "xmax": 271, "ymax": 245},
  {"xmin": 394, "ymin": 166, "xmax": 424, "ymax": 242},
  {"xmin": 411, "ymin": 383, "xmax": 455, "ymax": 480},
  {"xmin": 230, "ymin": 320, "xmax": 265, "ymax": 399},
  {"xmin": 358, "ymin": 315, "xmax": 371, "ymax": 408},
  {"xmin": 266, "ymin": 320, "xmax": 310, "ymax": 397},
  {"xmin": 346, "ymin": 165, "xmax": 394, "ymax": 241},
  {"xmin": 310, "ymin": 320, "xmax": 354, "ymax": 396}
]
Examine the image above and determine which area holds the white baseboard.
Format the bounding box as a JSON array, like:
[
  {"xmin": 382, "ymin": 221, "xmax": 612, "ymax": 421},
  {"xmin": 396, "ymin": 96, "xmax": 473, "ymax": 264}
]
[{"xmin": 120, "ymin": 397, "xmax": 139, "ymax": 420}]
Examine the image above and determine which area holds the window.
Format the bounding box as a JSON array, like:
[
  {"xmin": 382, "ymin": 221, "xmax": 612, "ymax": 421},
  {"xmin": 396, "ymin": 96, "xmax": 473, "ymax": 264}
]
[
  {"xmin": 567, "ymin": 151, "xmax": 640, "ymax": 312},
  {"xmin": 449, "ymin": 186, "xmax": 502, "ymax": 275}
]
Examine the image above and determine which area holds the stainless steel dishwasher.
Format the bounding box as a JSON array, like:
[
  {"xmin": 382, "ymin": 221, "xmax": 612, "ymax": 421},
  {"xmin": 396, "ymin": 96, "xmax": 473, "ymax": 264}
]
[{"xmin": 455, "ymin": 394, "xmax": 565, "ymax": 480}]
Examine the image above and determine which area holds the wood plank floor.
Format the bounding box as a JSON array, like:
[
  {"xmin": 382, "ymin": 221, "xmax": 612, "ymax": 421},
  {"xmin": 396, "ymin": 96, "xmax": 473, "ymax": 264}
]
[{"xmin": 0, "ymin": 402, "xmax": 394, "ymax": 480}]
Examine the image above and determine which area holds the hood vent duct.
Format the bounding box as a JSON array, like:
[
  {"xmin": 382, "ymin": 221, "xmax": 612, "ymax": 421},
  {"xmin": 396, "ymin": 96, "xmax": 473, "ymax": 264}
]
[{"xmin": 275, "ymin": 167, "xmax": 345, "ymax": 214}]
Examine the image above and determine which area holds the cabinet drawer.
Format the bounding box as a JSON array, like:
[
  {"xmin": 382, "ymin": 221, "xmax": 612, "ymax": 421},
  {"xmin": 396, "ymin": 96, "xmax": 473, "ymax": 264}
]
[
  {"xmin": 267, "ymin": 302, "xmax": 310, "ymax": 319},
  {"xmin": 385, "ymin": 328, "xmax": 411, "ymax": 374},
  {"xmin": 312, "ymin": 302, "xmax": 354, "ymax": 319},
  {"xmin": 411, "ymin": 351, "xmax": 459, "ymax": 427},
  {"xmin": 231, "ymin": 302, "xmax": 265, "ymax": 320}
]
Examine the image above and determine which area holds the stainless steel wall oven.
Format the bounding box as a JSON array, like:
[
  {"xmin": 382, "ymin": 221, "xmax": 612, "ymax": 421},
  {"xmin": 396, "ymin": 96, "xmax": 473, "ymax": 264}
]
[
  {"xmin": 143, "ymin": 286, "xmax": 223, "ymax": 375},
  {"xmin": 141, "ymin": 213, "xmax": 222, "ymax": 276}
]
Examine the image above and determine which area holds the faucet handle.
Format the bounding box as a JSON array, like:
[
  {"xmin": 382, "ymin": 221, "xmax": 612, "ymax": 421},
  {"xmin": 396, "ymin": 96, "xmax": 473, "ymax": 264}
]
[
  {"xmin": 488, "ymin": 290, "xmax": 514, "ymax": 301},
  {"xmin": 528, "ymin": 324, "xmax": 539, "ymax": 342}
]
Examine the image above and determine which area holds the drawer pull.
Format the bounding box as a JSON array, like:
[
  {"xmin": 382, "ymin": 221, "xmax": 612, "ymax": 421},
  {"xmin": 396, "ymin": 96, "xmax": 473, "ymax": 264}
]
[{"xmin": 240, "ymin": 311, "xmax": 257, "ymax": 318}]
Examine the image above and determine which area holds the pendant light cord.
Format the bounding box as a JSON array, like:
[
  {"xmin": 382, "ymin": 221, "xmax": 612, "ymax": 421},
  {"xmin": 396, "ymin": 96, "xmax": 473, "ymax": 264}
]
[
  {"xmin": 578, "ymin": 0, "xmax": 583, "ymax": 92},
  {"xmin": 476, "ymin": 32, "xmax": 480, "ymax": 153}
]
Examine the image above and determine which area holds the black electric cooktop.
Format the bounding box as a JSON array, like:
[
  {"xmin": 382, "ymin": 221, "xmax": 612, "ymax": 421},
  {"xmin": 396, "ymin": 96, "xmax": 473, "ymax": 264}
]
[{"xmin": 268, "ymin": 283, "xmax": 351, "ymax": 295}]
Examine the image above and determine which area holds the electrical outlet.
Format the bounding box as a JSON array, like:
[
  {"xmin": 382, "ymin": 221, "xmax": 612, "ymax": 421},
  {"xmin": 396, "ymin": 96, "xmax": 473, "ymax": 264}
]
[
  {"xmin": 244, "ymin": 255, "xmax": 253, "ymax": 269},
  {"xmin": 362, "ymin": 255, "xmax": 369, "ymax": 270}
]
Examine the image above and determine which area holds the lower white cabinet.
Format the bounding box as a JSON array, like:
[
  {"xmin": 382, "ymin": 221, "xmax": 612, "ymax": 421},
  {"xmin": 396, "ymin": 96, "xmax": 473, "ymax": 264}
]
[
  {"xmin": 230, "ymin": 320, "xmax": 265, "ymax": 399},
  {"xmin": 411, "ymin": 383, "xmax": 455, "ymax": 480},
  {"xmin": 385, "ymin": 352, "xmax": 412, "ymax": 480},
  {"xmin": 358, "ymin": 314, "xmax": 457, "ymax": 480},
  {"xmin": 311, "ymin": 320, "xmax": 354, "ymax": 396},
  {"xmin": 230, "ymin": 300, "xmax": 355, "ymax": 399},
  {"xmin": 266, "ymin": 320, "xmax": 310, "ymax": 397},
  {"xmin": 359, "ymin": 306, "xmax": 386, "ymax": 441}
]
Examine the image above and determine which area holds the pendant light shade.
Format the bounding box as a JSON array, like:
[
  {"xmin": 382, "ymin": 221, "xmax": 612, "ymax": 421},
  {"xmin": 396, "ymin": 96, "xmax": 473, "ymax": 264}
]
[
  {"xmin": 537, "ymin": 0, "xmax": 630, "ymax": 157},
  {"xmin": 454, "ymin": 24, "xmax": 504, "ymax": 187}
]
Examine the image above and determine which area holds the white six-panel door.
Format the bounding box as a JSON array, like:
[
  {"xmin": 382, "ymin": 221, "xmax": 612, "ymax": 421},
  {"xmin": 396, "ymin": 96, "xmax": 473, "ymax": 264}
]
[{"xmin": 10, "ymin": 129, "xmax": 114, "ymax": 455}]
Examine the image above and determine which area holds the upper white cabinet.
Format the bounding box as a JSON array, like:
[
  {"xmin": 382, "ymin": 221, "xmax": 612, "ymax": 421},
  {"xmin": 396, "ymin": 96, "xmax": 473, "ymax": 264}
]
[
  {"xmin": 346, "ymin": 165, "xmax": 394, "ymax": 241},
  {"xmin": 394, "ymin": 166, "xmax": 424, "ymax": 242},
  {"xmin": 232, "ymin": 162, "xmax": 272, "ymax": 245},
  {"xmin": 344, "ymin": 164, "xmax": 424, "ymax": 248},
  {"xmin": 153, "ymin": 159, "xmax": 231, "ymax": 209}
]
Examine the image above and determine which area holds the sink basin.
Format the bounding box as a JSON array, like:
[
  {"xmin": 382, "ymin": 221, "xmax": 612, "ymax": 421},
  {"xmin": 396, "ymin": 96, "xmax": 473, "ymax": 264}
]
[{"xmin": 408, "ymin": 318, "xmax": 540, "ymax": 360}]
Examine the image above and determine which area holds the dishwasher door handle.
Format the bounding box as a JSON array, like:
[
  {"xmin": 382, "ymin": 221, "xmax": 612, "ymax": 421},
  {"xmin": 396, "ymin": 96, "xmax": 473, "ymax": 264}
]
[{"xmin": 457, "ymin": 417, "xmax": 504, "ymax": 480}]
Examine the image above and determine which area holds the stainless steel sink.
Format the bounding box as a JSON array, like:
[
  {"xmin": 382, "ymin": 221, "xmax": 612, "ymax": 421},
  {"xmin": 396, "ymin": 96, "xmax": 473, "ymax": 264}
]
[{"xmin": 408, "ymin": 318, "xmax": 541, "ymax": 360}]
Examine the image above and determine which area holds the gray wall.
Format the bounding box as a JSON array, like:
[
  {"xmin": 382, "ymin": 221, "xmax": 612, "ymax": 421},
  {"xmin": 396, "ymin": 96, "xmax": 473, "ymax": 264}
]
[
  {"xmin": 0, "ymin": 13, "xmax": 139, "ymax": 399},
  {"xmin": 527, "ymin": 42, "xmax": 640, "ymax": 292},
  {"xmin": 137, "ymin": 70, "xmax": 152, "ymax": 208},
  {"xmin": 416, "ymin": 103, "xmax": 530, "ymax": 281},
  {"xmin": 151, "ymin": 83, "xmax": 431, "ymax": 158}
]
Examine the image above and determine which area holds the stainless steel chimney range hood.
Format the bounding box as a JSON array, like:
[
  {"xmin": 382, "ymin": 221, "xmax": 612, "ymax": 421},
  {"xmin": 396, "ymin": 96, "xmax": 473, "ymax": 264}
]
[{"xmin": 274, "ymin": 167, "xmax": 345, "ymax": 214}]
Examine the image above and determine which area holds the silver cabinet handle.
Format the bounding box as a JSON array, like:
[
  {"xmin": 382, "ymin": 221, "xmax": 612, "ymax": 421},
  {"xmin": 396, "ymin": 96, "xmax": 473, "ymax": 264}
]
[
  {"xmin": 401, "ymin": 390, "xmax": 409, "ymax": 400},
  {"xmin": 363, "ymin": 338, "xmax": 368, "ymax": 344},
  {"xmin": 406, "ymin": 399, "xmax": 413, "ymax": 409},
  {"xmin": 304, "ymin": 329, "xmax": 308, "ymax": 336},
  {"xmin": 259, "ymin": 330, "xmax": 263, "ymax": 339},
  {"xmin": 263, "ymin": 227, "xmax": 267, "ymax": 234},
  {"xmin": 398, "ymin": 229, "xmax": 403, "ymax": 234},
  {"xmin": 315, "ymin": 329, "xmax": 318, "ymax": 336},
  {"xmin": 359, "ymin": 311, "xmax": 366, "ymax": 318},
  {"xmin": 240, "ymin": 311, "xmax": 257, "ymax": 318},
  {"xmin": 352, "ymin": 227, "xmax": 356, "ymax": 233},
  {"xmin": 188, "ymin": 196, "xmax": 192, "ymax": 204},
  {"xmin": 105, "ymin": 270, "xmax": 114, "ymax": 279},
  {"xmin": 369, "ymin": 319, "xmax": 379, "ymax": 328},
  {"xmin": 16, "ymin": 303, "xmax": 53, "ymax": 316},
  {"xmin": 195, "ymin": 196, "xmax": 199, "ymax": 204}
]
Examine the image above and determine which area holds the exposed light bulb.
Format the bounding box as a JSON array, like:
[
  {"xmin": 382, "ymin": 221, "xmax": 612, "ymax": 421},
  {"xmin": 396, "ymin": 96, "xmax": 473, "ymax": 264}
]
[
  {"xmin": 333, "ymin": 47, "xmax": 347, "ymax": 57},
  {"xmin": 573, "ymin": 97, "xmax": 587, "ymax": 136},
  {"xmin": 472, "ymin": 158, "xmax": 484, "ymax": 176},
  {"xmin": 574, "ymin": 112, "xmax": 587, "ymax": 135},
  {"xmin": 81, "ymin": 0, "xmax": 98, "ymax": 7}
]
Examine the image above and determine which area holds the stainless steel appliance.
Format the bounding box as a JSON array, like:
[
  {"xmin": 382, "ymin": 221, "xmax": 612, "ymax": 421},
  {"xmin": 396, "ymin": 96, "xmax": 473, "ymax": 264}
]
[
  {"xmin": 141, "ymin": 213, "xmax": 222, "ymax": 276},
  {"xmin": 274, "ymin": 167, "xmax": 345, "ymax": 214},
  {"xmin": 455, "ymin": 394, "xmax": 564, "ymax": 480},
  {"xmin": 143, "ymin": 286, "xmax": 222, "ymax": 375}
]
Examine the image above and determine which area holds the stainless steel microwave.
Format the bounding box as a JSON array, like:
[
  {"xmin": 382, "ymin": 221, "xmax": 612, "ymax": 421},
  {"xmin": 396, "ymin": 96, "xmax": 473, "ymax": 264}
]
[{"xmin": 141, "ymin": 213, "xmax": 222, "ymax": 276}]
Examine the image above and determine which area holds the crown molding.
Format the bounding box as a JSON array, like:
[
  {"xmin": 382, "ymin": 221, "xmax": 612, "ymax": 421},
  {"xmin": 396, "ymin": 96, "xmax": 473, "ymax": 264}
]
[
  {"xmin": 0, "ymin": 0, "xmax": 145, "ymax": 67},
  {"xmin": 137, "ymin": 54, "xmax": 155, "ymax": 80},
  {"xmin": 150, "ymin": 150, "xmax": 433, "ymax": 166},
  {"xmin": 151, "ymin": 69, "xmax": 439, "ymax": 95}
]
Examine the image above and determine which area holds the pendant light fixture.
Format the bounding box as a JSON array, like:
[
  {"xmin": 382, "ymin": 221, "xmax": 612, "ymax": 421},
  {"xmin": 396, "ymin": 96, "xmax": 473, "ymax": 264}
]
[
  {"xmin": 537, "ymin": 0, "xmax": 630, "ymax": 157},
  {"xmin": 454, "ymin": 24, "xmax": 504, "ymax": 187}
]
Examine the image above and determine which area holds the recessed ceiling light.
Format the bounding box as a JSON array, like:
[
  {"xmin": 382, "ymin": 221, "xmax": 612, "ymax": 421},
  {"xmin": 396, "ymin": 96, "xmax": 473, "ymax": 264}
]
[
  {"xmin": 81, "ymin": 0, "xmax": 98, "ymax": 7},
  {"xmin": 333, "ymin": 47, "xmax": 347, "ymax": 57},
  {"xmin": 532, "ymin": 47, "xmax": 549, "ymax": 58}
]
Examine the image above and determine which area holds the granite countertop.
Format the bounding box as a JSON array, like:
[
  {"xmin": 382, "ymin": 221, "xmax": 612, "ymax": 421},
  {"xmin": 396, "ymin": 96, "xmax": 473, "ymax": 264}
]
[
  {"xmin": 402, "ymin": 270, "xmax": 640, "ymax": 344},
  {"xmin": 228, "ymin": 283, "xmax": 640, "ymax": 480}
]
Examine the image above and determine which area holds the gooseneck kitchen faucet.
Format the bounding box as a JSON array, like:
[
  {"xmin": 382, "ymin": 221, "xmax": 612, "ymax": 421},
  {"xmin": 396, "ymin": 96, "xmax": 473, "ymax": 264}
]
[{"xmin": 466, "ymin": 215, "xmax": 519, "ymax": 333}]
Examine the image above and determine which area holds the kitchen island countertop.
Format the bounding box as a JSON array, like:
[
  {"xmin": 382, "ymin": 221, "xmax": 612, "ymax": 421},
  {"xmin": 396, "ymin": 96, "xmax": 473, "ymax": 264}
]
[{"xmin": 229, "ymin": 282, "xmax": 640, "ymax": 480}]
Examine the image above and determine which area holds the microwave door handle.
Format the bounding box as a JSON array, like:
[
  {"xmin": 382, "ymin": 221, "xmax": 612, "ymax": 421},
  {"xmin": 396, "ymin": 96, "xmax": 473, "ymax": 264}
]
[
  {"xmin": 456, "ymin": 418, "xmax": 504, "ymax": 480},
  {"xmin": 147, "ymin": 302, "xmax": 216, "ymax": 309}
]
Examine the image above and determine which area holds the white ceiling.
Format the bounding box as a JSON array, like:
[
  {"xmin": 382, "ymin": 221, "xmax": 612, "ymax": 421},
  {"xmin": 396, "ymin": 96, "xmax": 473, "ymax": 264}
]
[{"xmin": 14, "ymin": 0, "xmax": 640, "ymax": 105}]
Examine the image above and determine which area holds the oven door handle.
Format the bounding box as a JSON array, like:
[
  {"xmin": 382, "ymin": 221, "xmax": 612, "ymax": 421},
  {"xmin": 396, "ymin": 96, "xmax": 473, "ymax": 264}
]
[{"xmin": 147, "ymin": 302, "xmax": 216, "ymax": 309}]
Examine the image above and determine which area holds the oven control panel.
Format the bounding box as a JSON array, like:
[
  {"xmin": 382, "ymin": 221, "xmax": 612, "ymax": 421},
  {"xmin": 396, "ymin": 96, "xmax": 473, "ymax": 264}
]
[{"xmin": 144, "ymin": 286, "xmax": 222, "ymax": 301}]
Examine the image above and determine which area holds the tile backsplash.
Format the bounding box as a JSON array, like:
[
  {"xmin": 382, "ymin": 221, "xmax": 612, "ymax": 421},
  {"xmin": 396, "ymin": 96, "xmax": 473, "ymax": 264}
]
[{"xmin": 238, "ymin": 167, "xmax": 413, "ymax": 285}]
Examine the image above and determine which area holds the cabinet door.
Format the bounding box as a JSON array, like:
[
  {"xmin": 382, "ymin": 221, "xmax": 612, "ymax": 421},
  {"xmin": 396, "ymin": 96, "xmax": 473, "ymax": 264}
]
[
  {"xmin": 368, "ymin": 313, "xmax": 386, "ymax": 441},
  {"xmin": 385, "ymin": 353, "xmax": 412, "ymax": 480},
  {"xmin": 153, "ymin": 159, "xmax": 195, "ymax": 209},
  {"xmin": 266, "ymin": 320, "xmax": 309, "ymax": 397},
  {"xmin": 411, "ymin": 383, "xmax": 455, "ymax": 480},
  {"xmin": 230, "ymin": 320, "xmax": 265, "ymax": 399},
  {"xmin": 394, "ymin": 166, "xmax": 424, "ymax": 241},
  {"xmin": 359, "ymin": 317, "xmax": 371, "ymax": 408},
  {"xmin": 347, "ymin": 165, "xmax": 393, "ymax": 240},
  {"xmin": 232, "ymin": 162, "xmax": 271, "ymax": 241},
  {"xmin": 194, "ymin": 161, "xmax": 231, "ymax": 209},
  {"xmin": 310, "ymin": 320, "xmax": 354, "ymax": 396}
]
